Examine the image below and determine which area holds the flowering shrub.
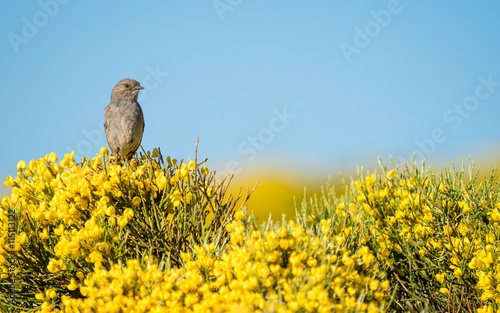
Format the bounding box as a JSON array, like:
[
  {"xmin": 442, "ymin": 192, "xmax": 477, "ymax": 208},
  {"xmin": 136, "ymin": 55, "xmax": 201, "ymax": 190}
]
[
  {"xmin": 1, "ymin": 151, "xmax": 500, "ymax": 312},
  {"xmin": 0, "ymin": 148, "xmax": 241, "ymax": 312},
  {"xmin": 34, "ymin": 213, "xmax": 389, "ymax": 313},
  {"xmin": 298, "ymin": 162, "xmax": 500, "ymax": 312}
]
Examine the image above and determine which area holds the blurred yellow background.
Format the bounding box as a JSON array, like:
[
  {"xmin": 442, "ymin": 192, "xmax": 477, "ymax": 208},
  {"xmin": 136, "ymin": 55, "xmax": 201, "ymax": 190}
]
[
  {"xmin": 227, "ymin": 165, "xmax": 338, "ymax": 222},
  {"xmin": 226, "ymin": 152, "xmax": 500, "ymax": 222}
]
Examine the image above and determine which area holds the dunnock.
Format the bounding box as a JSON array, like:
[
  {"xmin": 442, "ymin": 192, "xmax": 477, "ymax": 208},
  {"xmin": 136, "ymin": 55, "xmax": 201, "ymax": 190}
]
[{"xmin": 104, "ymin": 78, "xmax": 145, "ymax": 162}]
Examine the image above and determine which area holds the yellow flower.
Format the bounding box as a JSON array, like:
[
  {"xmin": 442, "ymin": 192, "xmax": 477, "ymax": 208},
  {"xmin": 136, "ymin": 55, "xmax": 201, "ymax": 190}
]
[
  {"xmin": 458, "ymin": 201, "xmax": 471, "ymax": 214},
  {"xmin": 468, "ymin": 257, "xmax": 480, "ymax": 269},
  {"xmin": 436, "ymin": 273, "xmax": 445, "ymax": 283},
  {"xmin": 234, "ymin": 210, "xmax": 245, "ymax": 221},
  {"xmin": 46, "ymin": 288, "xmax": 57, "ymax": 299},
  {"xmin": 387, "ymin": 169, "xmax": 397, "ymax": 179},
  {"xmin": 278, "ymin": 227, "xmax": 288, "ymax": 238},
  {"xmin": 54, "ymin": 224, "xmax": 65, "ymax": 236},
  {"xmin": 132, "ymin": 196, "xmax": 142, "ymax": 207},
  {"xmin": 334, "ymin": 286, "xmax": 345, "ymax": 298},
  {"xmin": 186, "ymin": 192, "xmax": 192, "ymax": 204},
  {"xmin": 438, "ymin": 183, "xmax": 445, "ymax": 193},
  {"xmin": 481, "ymin": 289, "xmax": 496, "ymax": 301},
  {"xmin": 306, "ymin": 258, "xmax": 317, "ymax": 268},
  {"xmin": 279, "ymin": 239, "xmax": 289, "ymax": 250},
  {"xmin": 490, "ymin": 208, "xmax": 500, "ymax": 221},
  {"xmin": 341, "ymin": 252, "xmax": 354, "ymax": 267},
  {"xmin": 47, "ymin": 152, "xmax": 58, "ymax": 163},
  {"xmin": 439, "ymin": 288, "xmax": 449, "ymax": 294},
  {"xmin": 453, "ymin": 268, "xmax": 463, "ymax": 278},
  {"xmin": 67, "ymin": 278, "xmax": 79, "ymax": 291},
  {"xmin": 180, "ymin": 252, "xmax": 191, "ymax": 262},
  {"xmin": 105, "ymin": 206, "xmax": 115, "ymax": 216},
  {"xmin": 35, "ymin": 292, "xmax": 44, "ymax": 301},
  {"xmin": 348, "ymin": 203, "xmax": 357, "ymax": 212},
  {"xmin": 369, "ymin": 280, "xmax": 380, "ymax": 291},
  {"xmin": 76, "ymin": 271, "xmax": 85, "ymax": 280},
  {"xmin": 124, "ymin": 208, "xmax": 134, "ymax": 219},
  {"xmin": 179, "ymin": 164, "xmax": 189, "ymax": 178},
  {"xmin": 100, "ymin": 147, "xmax": 109, "ymax": 158},
  {"xmin": 40, "ymin": 228, "xmax": 50, "ymax": 240},
  {"xmin": 358, "ymin": 246, "xmax": 369, "ymax": 256},
  {"xmin": 477, "ymin": 305, "xmax": 494, "ymax": 313},
  {"xmin": 169, "ymin": 190, "xmax": 182, "ymax": 207},
  {"xmin": 28, "ymin": 159, "xmax": 37, "ymax": 171},
  {"xmin": 88, "ymin": 251, "xmax": 103, "ymax": 263},
  {"xmin": 188, "ymin": 160, "xmax": 196, "ymax": 171},
  {"xmin": 3, "ymin": 175, "xmax": 15, "ymax": 187},
  {"xmin": 266, "ymin": 251, "xmax": 280, "ymax": 263},
  {"xmin": 381, "ymin": 280, "xmax": 390, "ymax": 291},
  {"xmin": 362, "ymin": 253, "xmax": 375, "ymax": 265},
  {"xmin": 47, "ymin": 261, "xmax": 57, "ymax": 273},
  {"xmin": 17, "ymin": 160, "xmax": 26, "ymax": 170},
  {"xmin": 388, "ymin": 216, "xmax": 397, "ymax": 225},
  {"xmin": 201, "ymin": 166, "xmax": 209, "ymax": 176},
  {"xmin": 478, "ymin": 272, "xmax": 492, "ymax": 288},
  {"xmin": 16, "ymin": 232, "xmax": 28, "ymax": 245},
  {"xmin": 117, "ymin": 216, "xmax": 129, "ymax": 227}
]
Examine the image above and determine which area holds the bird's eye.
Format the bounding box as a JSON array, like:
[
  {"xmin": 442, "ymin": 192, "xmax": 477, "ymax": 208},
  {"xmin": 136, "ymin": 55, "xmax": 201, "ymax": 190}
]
[{"xmin": 124, "ymin": 84, "xmax": 130, "ymax": 88}]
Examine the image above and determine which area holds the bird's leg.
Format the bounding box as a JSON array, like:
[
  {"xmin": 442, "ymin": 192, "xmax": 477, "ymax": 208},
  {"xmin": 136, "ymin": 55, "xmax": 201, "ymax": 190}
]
[{"xmin": 112, "ymin": 153, "xmax": 121, "ymax": 164}]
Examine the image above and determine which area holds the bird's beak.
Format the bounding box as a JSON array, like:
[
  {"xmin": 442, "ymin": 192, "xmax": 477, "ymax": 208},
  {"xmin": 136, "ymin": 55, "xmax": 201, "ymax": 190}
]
[{"xmin": 134, "ymin": 85, "xmax": 144, "ymax": 91}]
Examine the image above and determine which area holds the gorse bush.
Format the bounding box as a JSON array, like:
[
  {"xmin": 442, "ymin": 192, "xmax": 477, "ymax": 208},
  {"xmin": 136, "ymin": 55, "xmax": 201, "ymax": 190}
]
[
  {"xmin": 1, "ymin": 150, "xmax": 500, "ymax": 312},
  {"xmin": 0, "ymin": 148, "xmax": 242, "ymax": 312},
  {"xmin": 298, "ymin": 161, "xmax": 500, "ymax": 312},
  {"xmin": 31, "ymin": 213, "xmax": 389, "ymax": 313}
]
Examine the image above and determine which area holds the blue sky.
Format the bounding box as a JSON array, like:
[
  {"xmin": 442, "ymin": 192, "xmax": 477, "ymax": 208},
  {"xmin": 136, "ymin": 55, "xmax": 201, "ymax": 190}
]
[{"xmin": 1, "ymin": 1, "xmax": 500, "ymax": 191}]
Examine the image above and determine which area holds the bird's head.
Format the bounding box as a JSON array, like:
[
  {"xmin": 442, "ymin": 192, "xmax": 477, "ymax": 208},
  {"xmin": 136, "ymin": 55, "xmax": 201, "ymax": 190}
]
[{"xmin": 111, "ymin": 78, "xmax": 144, "ymax": 101}]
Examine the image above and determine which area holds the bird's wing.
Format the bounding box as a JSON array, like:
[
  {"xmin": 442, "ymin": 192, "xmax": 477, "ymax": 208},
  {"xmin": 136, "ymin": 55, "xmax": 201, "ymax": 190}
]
[{"xmin": 140, "ymin": 105, "xmax": 145, "ymax": 135}]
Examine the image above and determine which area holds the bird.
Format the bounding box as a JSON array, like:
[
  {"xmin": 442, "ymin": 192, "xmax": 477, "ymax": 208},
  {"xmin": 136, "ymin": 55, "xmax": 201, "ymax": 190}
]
[{"xmin": 104, "ymin": 78, "xmax": 145, "ymax": 163}]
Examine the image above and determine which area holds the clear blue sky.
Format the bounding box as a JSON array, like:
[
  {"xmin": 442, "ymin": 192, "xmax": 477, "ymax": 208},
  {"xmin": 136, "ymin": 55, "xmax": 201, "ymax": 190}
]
[{"xmin": 1, "ymin": 1, "xmax": 500, "ymax": 191}]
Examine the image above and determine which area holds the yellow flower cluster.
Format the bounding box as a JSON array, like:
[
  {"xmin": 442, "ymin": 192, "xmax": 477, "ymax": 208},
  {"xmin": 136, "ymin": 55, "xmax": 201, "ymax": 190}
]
[
  {"xmin": 36, "ymin": 211, "xmax": 388, "ymax": 313},
  {"xmin": 318, "ymin": 166, "xmax": 500, "ymax": 310},
  {"xmin": 0, "ymin": 150, "xmax": 179, "ymax": 274},
  {"xmin": 3, "ymin": 150, "xmax": 500, "ymax": 312},
  {"xmin": 0, "ymin": 149, "xmax": 219, "ymax": 312}
]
